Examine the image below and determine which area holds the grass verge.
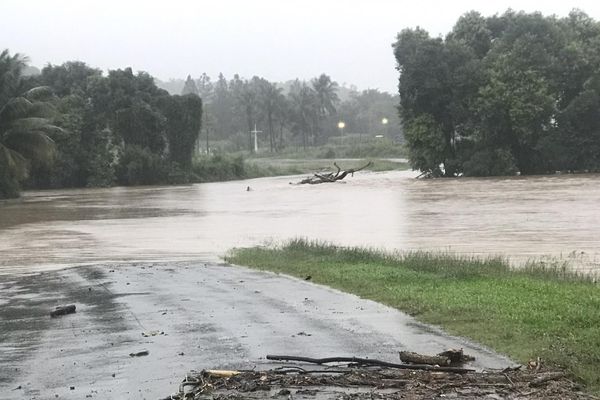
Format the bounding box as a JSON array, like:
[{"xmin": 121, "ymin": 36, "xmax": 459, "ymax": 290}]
[
  {"xmin": 192, "ymin": 154, "xmax": 408, "ymax": 183},
  {"xmin": 246, "ymin": 158, "xmax": 408, "ymax": 175},
  {"xmin": 225, "ymin": 239, "xmax": 600, "ymax": 393}
]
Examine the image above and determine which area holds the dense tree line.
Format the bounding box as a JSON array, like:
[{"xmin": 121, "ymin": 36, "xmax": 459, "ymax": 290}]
[
  {"xmin": 1, "ymin": 49, "xmax": 402, "ymax": 199},
  {"xmin": 0, "ymin": 51, "xmax": 202, "ymax": 198},
  {"xmin": 394, "ymin": 10, "xmax": 600, "ymax": 177}
]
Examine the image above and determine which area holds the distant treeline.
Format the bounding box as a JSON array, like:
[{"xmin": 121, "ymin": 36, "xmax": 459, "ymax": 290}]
[
  {"xmin": 395, "ymin": 10, "xmax": 600, "ymax": 176},
  {"xmin": 170, "ymin": 73, "xmax": 401, "ymax": 152}
]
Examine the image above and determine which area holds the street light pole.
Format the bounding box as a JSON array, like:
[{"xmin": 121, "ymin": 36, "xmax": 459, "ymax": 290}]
[
  {"xmin": 337, "ymin": 121, "xmax": 345, "ymax": 146},
  {"xmin": 381, "ymin": 117, "xmax": 388, "ymax": 137}
]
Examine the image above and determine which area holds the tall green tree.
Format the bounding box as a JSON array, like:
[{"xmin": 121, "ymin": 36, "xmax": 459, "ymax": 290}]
[
  {"xmin": 211, "ymin": 73, "xmax": 235, "ymax": 141},
  {"xmin": 160, "ymin": 94, "xmax": 202, "ymax": 169},
  {"xmin": 0, "ymin": 50, "xmax": 59, "ymax": 198},
  {"xmin": 181, "ymin": 74, "xmax": 199, "ymax": 96},
  {"xmin": 394, "ymin": 28, "xmax": 458, "ymax": 175},
  {"xmin": 196, "ymin": 73, "xmax": 213, "ymax": 101},
  {"xmin": 288, "ymin": 80, "xmax": 318, "ymax": 149},
  {"xmin": 311, "ymin": 74, "xmax": 339, "ymax": 143},
  {"xmin": 234, "ymin": 77, "xmax": 260, "ymax": 152},
  {"xmin": 257, "ymin": 79, "xmax": 284, "ymax": 152}
]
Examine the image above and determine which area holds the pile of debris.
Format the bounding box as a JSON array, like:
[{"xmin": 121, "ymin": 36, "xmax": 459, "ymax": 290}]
[{"xmin": 162, "ymin": 352, "xmax": 595, "ymax": 400}]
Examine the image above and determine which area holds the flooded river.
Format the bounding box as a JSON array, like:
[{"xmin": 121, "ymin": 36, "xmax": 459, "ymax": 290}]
[{"xmin": 1, "ymin": 170, "xmax": 599, "ymax": 275}]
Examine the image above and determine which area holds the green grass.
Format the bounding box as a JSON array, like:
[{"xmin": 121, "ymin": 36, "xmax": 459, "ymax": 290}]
[
  {"xmin": 245, "ymin": 139, "xmax": 407, "ymax": 160},
  {"xmin": 191, "ymin": 154, "xmax": 408, "ymax": 183},
  {"xmin": 225, "ymin": 239, "xmax": 600, "ymax": 393},
  {"xmin": 246, "ymin": 158, "xmax": 408, "ymax": 175}
]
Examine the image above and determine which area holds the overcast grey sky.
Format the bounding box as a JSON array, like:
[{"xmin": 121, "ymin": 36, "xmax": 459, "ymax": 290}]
[{"xmin": 3, "ymin": 0, "xmax": 600, "ymax": 93}]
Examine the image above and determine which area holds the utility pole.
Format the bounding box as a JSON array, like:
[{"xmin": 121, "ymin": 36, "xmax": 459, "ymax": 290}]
[{"xmin": 250, "ymin": 124, "xmax": 263, "ymax": 153}]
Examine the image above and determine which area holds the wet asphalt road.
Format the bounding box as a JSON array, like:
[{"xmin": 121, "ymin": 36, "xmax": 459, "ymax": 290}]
[{"xmin": 0, "ymin": 262, "xmax": 513, "ymax": 400}]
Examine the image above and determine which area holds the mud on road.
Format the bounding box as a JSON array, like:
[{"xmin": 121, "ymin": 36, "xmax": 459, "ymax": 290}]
[{"xmin": 0, "ymin": 262, "xmax": 513, "ymax": 399}]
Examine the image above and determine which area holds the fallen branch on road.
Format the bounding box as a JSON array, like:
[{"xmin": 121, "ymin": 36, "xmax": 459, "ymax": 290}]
[
  {"xmin": 530, "ymin": 372, "xmax": 567, "ymax": 387},
  {"xmin": 266, "ymin": 354, "xmax": 475, "ymax": 373},
  {"xmin": 399, "ymin": 351, "xmax": 451, "ymax": 366},
  {"xmin": 399, "ymin": 349, "xmax": 476, "ymax": 366}
]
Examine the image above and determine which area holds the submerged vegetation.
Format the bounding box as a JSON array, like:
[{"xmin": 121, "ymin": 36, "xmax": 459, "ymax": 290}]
[{"xmin": 227, "ymin": 240, "xmax": 600, "ymax": 393}]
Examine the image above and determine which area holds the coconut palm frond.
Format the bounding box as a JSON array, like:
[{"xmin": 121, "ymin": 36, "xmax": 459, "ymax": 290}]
[
  {"xmin": 28, "ymin": 101, "xmax": 58, "ymax": 118},
  {"xmin": 0, "ymin": 143, "xmax": 29, "ymax": 180},
  {"xmin": 3, "ymin": 129, "xmax": 55, "ymax": 162},
  {"xmin": 23, "ymin": 86, "xmax": 55, "ymax": 101},
  {"xmin": 0, "ymin": 96, "xmax": 32, "ymax": 122},
  {"xmin": 7, "ymin": 117, "xmax": 53, "ymax": 131},
  {"xmin": 0, "ymin": 50, "xmax": 57, "ymax": 193}
]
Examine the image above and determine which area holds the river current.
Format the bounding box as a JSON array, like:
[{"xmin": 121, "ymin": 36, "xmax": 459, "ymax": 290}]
[{"xmin": 1, "ymin": 170, "xmax": 598, "ymax": 275}]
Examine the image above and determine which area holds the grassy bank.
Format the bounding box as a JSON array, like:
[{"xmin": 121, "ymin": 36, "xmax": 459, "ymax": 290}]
[
  {"xmin": 192, "ymin": 154, "xmax": 408, "ymax": 183},
  {"xmin": 246, "ymin": 157, "xmax": 408, "ymax": 175},
  {"xmin": 225, "ymin": 240, "xmax": 600, "ymax": 393},
  {"xmin": 245, "ymin": 139, "xmax": 407, "ymax": 160}
]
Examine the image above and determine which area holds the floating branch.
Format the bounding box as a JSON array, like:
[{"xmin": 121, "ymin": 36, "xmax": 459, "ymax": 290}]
[{"xmin": 294, "ymin": 161, "xmax": 372, "ymax": 185}]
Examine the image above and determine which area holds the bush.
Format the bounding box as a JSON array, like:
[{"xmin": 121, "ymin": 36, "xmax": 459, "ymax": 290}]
[
  {"xmin": 0, "ymin": 168, "xmax": 20, "ymax": 199},
  {"xmin": 462, "ymin": 148, "xmax": 518, "ymax": 177},
  {"xmin": 320, "ymin": 148, "xmax": 336, "ymax": 159},
  {"xmin": 115, "ymin": 145, "xmax": 170, "ymax": 186},
  {"xmin": 192, "ymin": 154, "xmax": 247, "ymax": 182}
]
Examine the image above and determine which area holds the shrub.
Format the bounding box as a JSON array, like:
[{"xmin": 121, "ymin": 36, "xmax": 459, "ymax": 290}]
[{"xmin": 115, "ymin": 145, "xmax": 169, "ymax": 186}]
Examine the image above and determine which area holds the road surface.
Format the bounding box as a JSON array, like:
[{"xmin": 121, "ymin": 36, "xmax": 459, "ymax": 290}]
[{"xmin": 0, "ymin": 261, "xmax": 513, "ymax": 400}]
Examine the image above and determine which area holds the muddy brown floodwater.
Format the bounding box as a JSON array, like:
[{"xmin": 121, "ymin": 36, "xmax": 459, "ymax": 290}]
[{"xmin": 1, "ymin": 170, "xmax": 599, "ymax": 275}]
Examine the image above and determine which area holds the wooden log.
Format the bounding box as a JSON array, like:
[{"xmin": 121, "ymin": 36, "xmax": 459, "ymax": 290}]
[
  {"xmin": 437, "ymin": 348, "xmax": 475, "ymax": 365},
  {"xmin": 266, "ymin": 355, "xmax": 474, "ymax": 373},
  {"xmin": 50, "ymin": 304, "xmax": 76, "ymax": 318},
  {"xmin": 399, "ymin": 351, "xmax": 451, "ymax": 366},
  {"xmin": 203, "ymin": 370, "xmax": 241, "ymax": 378},
  {"xmin": 529, "ymin": 372, "xmax": 566, "ymax": 387}
]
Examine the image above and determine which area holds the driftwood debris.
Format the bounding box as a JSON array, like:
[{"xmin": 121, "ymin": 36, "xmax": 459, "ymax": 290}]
[
  {"xmin": 163, "ymin": 366, "xmax": 591, "ymax": 400},
  {"xmin": 529, "ymin": 372, "xmax": 567, "ymax": 387},
  {"xmin": 438, "ymin": 348, "xmax": 476, "ymax": 364},
  {"xmin": 294, "ymin": 162, "xmax": 372, "ymax": 185},
  {"xmin": 204, "ymin": 370, "xmax": 242, "ymax": 378},
  {"xmin": 399, "ymin": 351, "xmax": 451, "ymax": 366},
  {"xmin": 50, "ymin": 304, "xmax": 76, "ymax": 318},
  {"xmin": 266, "ymin": 355, "xmax": 474, "ymax": 373},
  {"xmin": 399, "ymin": 349, "xmax": 476, "ymax": 366}
]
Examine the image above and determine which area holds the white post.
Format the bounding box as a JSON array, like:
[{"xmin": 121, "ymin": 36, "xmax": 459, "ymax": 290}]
[{"xmin": 251, "ymin": 124, "xmax": 263, "ymax": 153}]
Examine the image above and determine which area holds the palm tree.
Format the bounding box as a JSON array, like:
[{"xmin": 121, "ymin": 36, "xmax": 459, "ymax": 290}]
[
  {"xmin": 311, "ymin": 74, "xmax": 339, "ymax": 142},
  {"xmin": 258, "ymin": 80, "xmax": 284, "ymax": 152},
  {"xmin": 0, "ymin": 50, "xmax": 58, "ymax": 198},
  {"xmin": 288, "ymin": 80, "xmax": 318, "ymax": 149}
]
